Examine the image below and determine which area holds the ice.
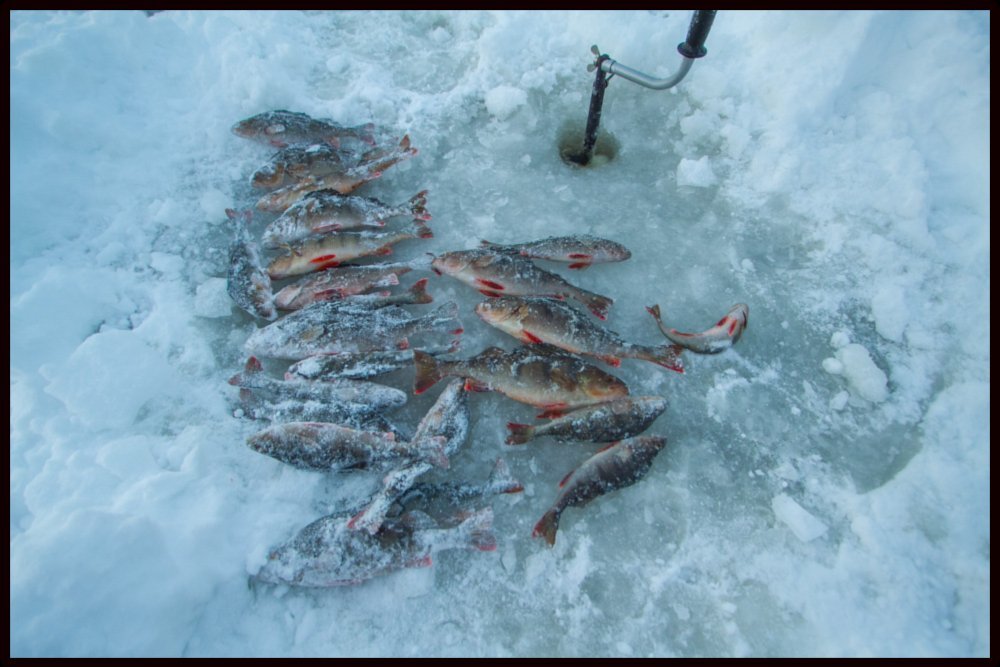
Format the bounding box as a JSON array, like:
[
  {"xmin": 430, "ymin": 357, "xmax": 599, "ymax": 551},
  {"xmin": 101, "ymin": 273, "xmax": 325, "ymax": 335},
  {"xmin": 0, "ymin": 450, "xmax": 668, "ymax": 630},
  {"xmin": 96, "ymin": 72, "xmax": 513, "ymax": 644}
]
[{"xmin": 10, "ymin": 9, "xmax": 989, "ymax": 659}]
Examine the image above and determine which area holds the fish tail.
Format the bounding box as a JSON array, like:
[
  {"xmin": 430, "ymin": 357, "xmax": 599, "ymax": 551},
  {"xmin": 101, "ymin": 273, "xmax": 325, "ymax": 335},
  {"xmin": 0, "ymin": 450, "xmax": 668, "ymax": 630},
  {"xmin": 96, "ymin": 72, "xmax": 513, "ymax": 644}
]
[
  {"xmin": 487, "ymin": 457, "xmax": 524, "ymax": 494},
  {"xmin": 504, "ymin": 422, "xmax": 536, "ymax": 446},
  {"xmin": 578, "ymin": 289, "xmax": 614, "ymax": 320},
  {"xmin": 413, "ymin": 350, "xmax": 444, "ymax": 394},
  {"xmin": 407, "ymin": 278, "xmax": 434, "ymax": 304},
  {"xmin": 408, "ymin": 190, "xmax": 431, "ymax": 221},
  {"xmin": 425, "ymin": 301, "xmax": 463, "ymax": 336},
  {"xmin": 457, "ymin": 507, "xmax": 496, "ymax": 552},
  {"xmin": 412, "ymin": 220, "xmax": 434, "ymax": 240},
  {"xmin": 228, "ymin": 356, "xmax": 264, "ymax": 386},
  {"xmin": 636, "ymin": 343, "xmax": 685, "ymax": 374},
  {"xmin": 532, "ymin": 509, "xmax": 561, "ymax": 547},
  {"xmin": 645, "ymin": 303, "xmax": 672, "ymax": 339}
]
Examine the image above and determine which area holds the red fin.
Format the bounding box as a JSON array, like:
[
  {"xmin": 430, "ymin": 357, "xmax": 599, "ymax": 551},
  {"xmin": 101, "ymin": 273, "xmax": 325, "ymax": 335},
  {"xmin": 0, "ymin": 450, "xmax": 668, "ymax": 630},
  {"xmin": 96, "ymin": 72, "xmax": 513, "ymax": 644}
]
[
  {"xmin": 475, "ymin": 278, "xmax": 505, "ymax": 291},
  {"xmin": 376, "ymin": 246, "xmax": 393, "ymax": 256},
  {"xmin": 522, "ymin": 331, "xmax": 544, "ymax": 344},
  {"xmin": 599, "ymin": 355, "xmax": 622, "ymax": 367},
  {"xmin": 505, "ymin": 422, "xmax": 533, "ymax": 445},
  {"xmin": 557, "ymin": 469, "xmax": 575, "ymax": 488},
  {"xmin": 728, "ymin": 318, "xmax": 738, "ymax": 335},
  {"xmin": 451, "ymin": 328, "xmax": 464, "ymax": 335},
  {"xmin": 568, "ymin": 253, "xmax": 591, "ymax": 259},
  {"xmin": 568, "ymin": 262, "xmax": 590, "ymax": 270},
  {"xmin": 536, "ymin": 407, "xmax": 567, "ymax": 419},
  {"xmin": 464, "ymin": 378, "xmax": 491, "ymax": 392},
  {"xmin": 716, "ymin": 317, "xmax": 728, "ymax": 327},
  {"xmin": 532, "ymin": 510, "xmax": 559, "ymax": 547},
  {"xmin": 309, "ymin": 254, "xmax": 337, "ymax": 264},
  {"xmin": 479, "ymin": 290, "xmax": 503, "ymax": 298}
]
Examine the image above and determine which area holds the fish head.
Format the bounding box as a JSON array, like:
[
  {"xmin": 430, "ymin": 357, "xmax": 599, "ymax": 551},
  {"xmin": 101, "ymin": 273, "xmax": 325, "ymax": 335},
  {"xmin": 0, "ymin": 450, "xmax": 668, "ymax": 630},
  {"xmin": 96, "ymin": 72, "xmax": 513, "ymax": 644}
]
[
  {"xmin": 578, "ymin": 368, "xmax": 631, "ymax": 401},
  {"xmin": 474, "ymin": 296, "xmax": 529, "ymax": 327},
  {"xmin": 430, "ymin": 250, "xmax": 476, "ymax": 277},
  {"xmin": 730, "ymin": 303, "xmax": 749, "ymax": 329}
]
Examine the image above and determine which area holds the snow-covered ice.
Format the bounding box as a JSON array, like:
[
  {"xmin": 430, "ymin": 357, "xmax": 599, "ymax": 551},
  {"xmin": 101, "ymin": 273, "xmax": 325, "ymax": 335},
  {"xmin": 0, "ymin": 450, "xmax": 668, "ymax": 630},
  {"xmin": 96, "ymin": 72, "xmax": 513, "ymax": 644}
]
[{"xmin": 11, "ymin": 9, "xmax": 989, "ymax": 657}]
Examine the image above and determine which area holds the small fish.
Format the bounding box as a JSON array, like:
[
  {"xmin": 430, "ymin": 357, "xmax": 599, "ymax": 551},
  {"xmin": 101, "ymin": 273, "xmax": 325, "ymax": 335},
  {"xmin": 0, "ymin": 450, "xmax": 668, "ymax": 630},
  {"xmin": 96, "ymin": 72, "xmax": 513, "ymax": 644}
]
[
  {"xmin": 225, "ymin": 208, "xmax": 277, "ymax": 320},
  {"xmin": 228, "ymin": 356, "xmax": 406, "ymax": 413},
  {"xmin": 231, "ymin": 109, "xmax": 376, "ymax": 149},
  {"xmin": 272, "ymin": 263, "xmax": 426, "ymax": 311},
  {"xmin": 480, "ymin": 234, "xmax": 631, "ymax": 270},
  {"xmin": 245, "ymin": 300, "xmax": 463, "ymax": 360},
  {"xmin": 413, "ymin": 345, "xmax": 629, "ymax": 419},
  {"xmin": 285, "ymin": 339, "xmax": 456, "ymax": 382},
  {"xmin": 267, "ymin": 220, "xmax": 433, "ymax": 279},
  {"xmin": 250, "ymin": 143, "xmax": 358, "ymax": 190},
  {"xmin": 506, "ymin": 395, "xmax": 667, "ymax": 445},
  {"xmin": 262, "ymin": 190, "xmax": 430, "ymax": 247},
  {"xmin": 236, "ymin": 389, "xmax": 411, "ymax": 441},
  {"xmin": 246, "ymin": 421, "xmax": 448, "ymax": 472},
  {"xmin": 395, "ymin": 458, "xmax": 525, "ymax": 514},
  {"xmin": 431, "ymin": 248, "xmax": 614, "ymax": 320},
  {"xmin": 533, "ymin": 435, "xmax": 667, "ymax": 547},
  {"xmin": 253, "ymin": 506, "xmax": 495, "ymax": 587},
  {"xmin": 646, "ymin": 303, "xmax": 749, "ymax": 354},
  {"xmin": 476, "ymin": 296, "xmax": 684, "ymax": 373}
]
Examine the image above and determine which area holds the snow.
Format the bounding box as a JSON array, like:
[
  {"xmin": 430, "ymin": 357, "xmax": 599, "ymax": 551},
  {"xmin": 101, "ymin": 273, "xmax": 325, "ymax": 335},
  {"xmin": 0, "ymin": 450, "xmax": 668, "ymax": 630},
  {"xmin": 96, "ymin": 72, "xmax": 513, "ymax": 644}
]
[{"xmin": 10, "ymin": 9, "xmax": 989, "ymax": 658}]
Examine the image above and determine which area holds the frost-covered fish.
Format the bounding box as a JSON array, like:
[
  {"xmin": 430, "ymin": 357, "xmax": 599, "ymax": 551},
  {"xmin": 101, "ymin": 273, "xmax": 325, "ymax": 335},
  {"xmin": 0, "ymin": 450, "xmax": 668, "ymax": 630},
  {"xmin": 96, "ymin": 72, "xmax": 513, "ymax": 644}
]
[
  {"xmin": 272, "ymin": 264, "xmax": 428, "ymax": 311},
  {"xmin": 286, "ymin": 340, "xmax": 457, "ymax": 382},
  {"xmin": 225, "ymin": 208, "xmax": 277, "ymax": 321},
  {"xmin": 267, "ymin": 221, "xmax": 433, "ymax": 279},
  {"xmin": 395, "ymin": 458, "xmax": 524, "ymax": 514},
  {"xmin": 232, "ymin": 109, "xmax": 376, "ymax": 149},
  {"xmin": 228, "ymin": 356, "xmax": 406, "ymax": 413},
  {"xmin": 262, "ymin": 189, "xmax": 430, "ymax": 247},
  {"xmin": 413, "ymin": 344, "xmax": 629, "ymax": 418},
  {"xmin": 533, "ymin": 435, "xmax": 667, "ymax": 546},
  {"xmin": 250, "ymin": 143, "xmax": 360, "ymax": 190},
  {"xmin": 480, "ymin": 234, "xmax": 631, "ymax": 270},
  {"xmin": 506, "ymin": 395, "xmax": 667, "ymax": 445},
  {"xmin": 246, "ymin": 421, "xmax": 448, "ymax": 472},
  {"xmin": 476, "ymin": 296, "xmax": 684, "ymax": 373},
  {"xmin": 253, "ymin": 507, "xmax": 495, "ymax": 587},
  {"xmin": 646, "ymin": 303, "xmax": 749, "ymax": 354},
  {"xmin": 245, "ymin": 300, "xmax": 463, "ymax": 360},
  {"xmin": 431, "ymin": 248, "xmax": 613, "ymax": 319},
  {"xmin": 236, "ymin": 389, "xmax": 411, "ymax": 441},
  {"xmin": 255, "ymin": 135, "xmax": 418, "ymax": 212}
]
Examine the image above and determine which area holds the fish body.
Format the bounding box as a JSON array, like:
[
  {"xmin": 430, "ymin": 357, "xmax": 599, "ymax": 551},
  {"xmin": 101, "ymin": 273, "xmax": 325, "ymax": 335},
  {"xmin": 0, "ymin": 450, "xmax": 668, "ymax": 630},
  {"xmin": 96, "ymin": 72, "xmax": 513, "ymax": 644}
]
[
  {"xmin": 232, "ymin": 110, "xmax": 376, "ymax": 149},
  {"xmin": 431, "ymin": 248, "xmax": 613, "ymax": 320},
  {"xmin": 262, "ymin": 190, "xmax": 430, "ymax": 247},
  {"xmin": 506, "ymin": 395, "xmax": 667, "ymax": 445},
  {"xmin": 272, "ymin": 263, "xmax": 423, "ymax": 310},
  {"xmin": 267, "ymin": 221, "xmax": 433, "ymax": 279},
  {"xmin": 646, "ymin": 303, "xmax": 749, "ymax": 354},
  {"xmin": 480, "ymin": 234, "xmax": 631, "ymax": 270},
  {"xmin": 254, "ymin": 507, "xmax": 495, "ymax": 587},
  {"xmin": 250, "ymin": 143, "xmax": 355, "ymax": 190},
  {"xmin": 225, "ymin": 208, "xmax": 277, "ymax": 320},
  {"xmin": 245, "ymin": 300, "xmax": 462, "ymax": 360},
  {"xmin": 476, "ymin": 296, "xmax": 684, "ymax": 373},
  {"xmin": 236, "ymin": 389, "xmax": 411, "ymax": 440},
  {"xmin": 246, "ymin": 421, "xmax": 448, "ymax": 472},
  {"xmin": 286, "ymin": 339, "xmax": 455, "ymax": 382},
  {"xmin": 229, "ymin": 356, "xmax": 406, "ymax": 412},
  {"xmin": 413, "ymin": 344, "xmax": 629, "ymax": 418},
  {"xmin": 533, "ymin": 435, "xmax": 667, "ymax": 546},
  {"xmin": 396, "ymin": 458, "xmax": 525, "ymax": 514}
]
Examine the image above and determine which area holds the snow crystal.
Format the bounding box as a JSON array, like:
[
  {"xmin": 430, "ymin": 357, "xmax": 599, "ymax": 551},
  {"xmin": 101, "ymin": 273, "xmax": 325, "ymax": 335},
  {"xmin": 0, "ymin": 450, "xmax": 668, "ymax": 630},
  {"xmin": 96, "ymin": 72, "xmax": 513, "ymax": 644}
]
[
  {"xmin": 771, "ymin": 494, "xmax": 828, "ymax": 543},
  {"xmin": 484, "ymin": 85, "xmax": 528, "ymax": 120},
  {"xmin": 676, "ymin": 155, "xmax": 717, "ymax": 187}
]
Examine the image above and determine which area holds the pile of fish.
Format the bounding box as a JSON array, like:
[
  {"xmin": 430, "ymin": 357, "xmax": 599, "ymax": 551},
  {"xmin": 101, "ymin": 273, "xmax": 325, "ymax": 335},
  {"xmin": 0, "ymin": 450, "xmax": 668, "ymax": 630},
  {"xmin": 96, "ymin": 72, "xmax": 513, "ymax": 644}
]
[{"xmin": 223, "ymin": 109, "xmax": 750, "ymax": 587}]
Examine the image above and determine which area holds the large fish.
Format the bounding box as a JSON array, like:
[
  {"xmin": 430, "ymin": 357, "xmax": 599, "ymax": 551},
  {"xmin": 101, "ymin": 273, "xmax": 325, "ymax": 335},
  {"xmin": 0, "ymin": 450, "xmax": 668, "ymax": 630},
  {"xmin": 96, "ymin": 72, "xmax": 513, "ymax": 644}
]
[
  {"xmin": 262, "ymin": 190, "xmax": 430, "ymax": 247},
  {"xmin": 480, "ymin": 234, "xmax": 631, "ymax": 270},
  {"xmin": 431, "ymin": 248, "xmax": 613, "ymax": 320},
  {"xmin": 225, "ymin": 208, "xmax": 277, "ymax": 321},
  {"xmin": 255, "ymin": 135, "xmax": 418, "ymax": 212},
  {"xmin": 253, "ymin": 507, "xmax": 496, "ymax": 587},
  {"xmin": 476, "ymin": 296, "xmax": 684, "ymax": 373},
  {"xmin": 231, "ymin": 109, "xmax": 376, "ymax": 149},
  {"xmin": 413, "ymin": 344, "xmax": 629, "ymax": 419},
  {"xmin": 236, "ymin": 389, "xmax": 411, "ymax": 441},
  {"xmin": 646, "ymin": 303, "xmax": 749, "ymax": 354},
  {"xmin": 272, "ymin": 265, "xmax": 429, "ymax": 311},
  {"xmin": 245, "ymin": 300, "xmax": 463, "ymax": 360},
  {"xmin": 285, "ymin": 340, "xmax": 457, "ymax": 382},
  {"xmin": 533, "ymin": 435, "xmax": 667, "ymax": 546},
  {"xmin": 506, "ymin": 395, "xmax": 667, "ymax": 445},
  {"xmin": 246, "ymin": 421, "xmax": 448, "ymax": 472},
  {"xmin": 267, "ymin": 221, "xmax": 433, "ymax": 279},
  {"xmin": 250, "ymin": 143, "xmax": 354, "ymax": 190},
  {"xmin": 228, "ymin": 356, "xmax": 406, "ymax": 413}
]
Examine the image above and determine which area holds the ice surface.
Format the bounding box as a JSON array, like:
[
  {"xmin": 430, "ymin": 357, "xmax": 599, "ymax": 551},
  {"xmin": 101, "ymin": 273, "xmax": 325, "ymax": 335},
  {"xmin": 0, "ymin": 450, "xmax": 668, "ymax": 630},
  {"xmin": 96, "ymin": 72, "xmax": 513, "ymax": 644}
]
[
  {"xmin": 771, "ymin": 493, "xmax": 828, "ymax": 542},
  {"xmin": 10, "ymin": 9, "xmax": 989, "ymax": 658}
]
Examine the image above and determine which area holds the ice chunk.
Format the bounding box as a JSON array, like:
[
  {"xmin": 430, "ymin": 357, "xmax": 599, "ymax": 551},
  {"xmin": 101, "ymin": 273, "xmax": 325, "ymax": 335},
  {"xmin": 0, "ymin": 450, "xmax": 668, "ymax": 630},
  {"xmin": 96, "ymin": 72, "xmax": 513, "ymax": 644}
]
[
  {"xmin": 835, "ymin": 343, "xmax": 889, "ymax": 403},
  {"xmin": 871, "ymin": 284, "xmax": 908, "ymax": 342},
  {"xmin": 484, "ymin": 85, "xmax": 527, "ymax": 120},
  {"xmin": 771, "ymin": 493, "xmax": 828, "ymax": 542},
  {"xmin": 676, "ymin": 156, "xmax": 717, "ymax": 187},
  {"xmin": 830, "ymin": 330, "xmax": 851, "ymax": 349},
  {"xmin": 821, "ymin": 357, "xmax": 843, "ymax": 375},
  {"xmin": 194, "ymin": 278, "xmax": 231, "ymax": 318}
]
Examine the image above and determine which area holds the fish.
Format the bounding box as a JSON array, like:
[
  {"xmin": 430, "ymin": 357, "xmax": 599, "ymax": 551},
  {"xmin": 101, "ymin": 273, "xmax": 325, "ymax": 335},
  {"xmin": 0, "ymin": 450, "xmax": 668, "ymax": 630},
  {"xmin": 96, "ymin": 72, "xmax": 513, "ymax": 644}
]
[
  {"xmin": 245, "ymin": 300, "xmax": 463, "ymax": 360},
  {"xmin": 266, "ymin": 220, "xmax": 433, "ymax": 279},
  {"xmin": 532, "ymin": 435, "xmax": 667, "ymax": 546},
  {"xmin": 475, "ymin": 296, "xmax": 684, "ymax": 373},
  {"xmin": 285, "ymin": 340, "xmax": 457, "ymax": 382},
  {"xmin": 225, "ymin": 208, "xmax": 277, "ymax": 321},
  {"xmin": 231, "ymin": 109, "xmax": 376, "ymax": 149},
  {"xmin": 228, "ymin": 356, "xmax": 406, "ymax": 413},
  {"xmin": 413, "ymin": 344, "xmax": 629, "ymax": 419},
  {"xmin": 236, "ymin": 389, "xmax": 411, "ymax": 441},
  {"xmin": 253, "ymin": 506, "xmax": 495, "ymax": 587},
  {"xmin": 646, "ymin": 303, "xmax": 749, "ymax": 354},
  {"xmin": 431, "ymin": 248, "xmax": 614, "ymax": 320},
  {"xmin": 262, "ymin": 189, "xmax": 430, "ymax": 247},
  {"xmin": 272, "ymin": 263, "xmax": 429, "ymax": 310},
  {"xmin": 480, "ymin": 234, "xmax": 631, "ymax": 270},
  {"xmin": 347, "ymin": 380, "xmax": 471, "ymax": 534},
  {"xmin": 395, "ymin": 458, "xmax": 525, "ymax": 514},
  {"xmin": 506, "ymin": 395, "xmax": 667, "ymax": 445},
  {"xmin": 255, "ymin": 135, "xmax": 418, "ymax": 212},
  {"xmin": 246, "ymin": 421, "xmax": 448, "ymax": 472},
  {"xmin": 250, "ymin": 143, "xmax": 360, "ymax": 190}
]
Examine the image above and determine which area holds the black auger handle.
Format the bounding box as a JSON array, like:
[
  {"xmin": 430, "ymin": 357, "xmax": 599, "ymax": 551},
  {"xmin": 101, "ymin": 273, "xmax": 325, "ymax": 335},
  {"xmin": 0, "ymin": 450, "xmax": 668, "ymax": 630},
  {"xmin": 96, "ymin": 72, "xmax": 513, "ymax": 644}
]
[{"xmin": 677, "ymin": 10, "xmax": 717, "ymax": 59}]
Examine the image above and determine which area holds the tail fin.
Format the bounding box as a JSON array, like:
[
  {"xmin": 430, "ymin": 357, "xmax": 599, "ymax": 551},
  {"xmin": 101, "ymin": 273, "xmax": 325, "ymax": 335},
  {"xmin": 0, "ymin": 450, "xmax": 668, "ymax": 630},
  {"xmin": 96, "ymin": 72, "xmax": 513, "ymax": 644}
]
[
  {"xmin": 408, "ymin": 190, "xmax": 431, "ymax": 221},
  {"xmin": 504, "ymin": 422, "xmax": 536, "ymax": 446},
  {"xmin": 407, "ymin": 278, "xmax": 433, "ymax": 305},
  {"xmin": 413, "ymin": 220, "xmax": 433, "ymax": 240},
  {"xmin": 413, "ymin": 350, "xmax": 444, "ymax": 395},
  {"xmin": 456, "ymin": 507, "xmax": 496, "ymax": 552},
  {"xmin": 228, "ymin": 356, "xmax": 264, "ymax": 386},
  {"xmin": 645, "ymin": 303, "xmax": 671, "ymax": 338},
  {"xmin": 578, "ymin": 289, "xmax": 614, "ymax": 321},
  {"xmin": 637, "ymin": 343, "xmax": 685, "ymax": 374},
  {"xmin": 424, "ymin": 300, "xmax": 463, "ymax": 336},
  {"xmin": 486, "ymin": 457, "xmax": 524, "ymax": 494},
  {"xmin": 532, "ymin": 509, "xmax": 561, "ymax": 547}
]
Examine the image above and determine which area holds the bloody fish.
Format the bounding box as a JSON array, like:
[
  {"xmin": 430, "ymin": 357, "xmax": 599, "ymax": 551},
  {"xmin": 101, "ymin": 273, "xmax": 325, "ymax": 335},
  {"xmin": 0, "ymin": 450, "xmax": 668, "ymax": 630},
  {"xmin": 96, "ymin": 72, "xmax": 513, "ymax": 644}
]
[{"xmin": 646, "ymin": 303, "xmax": 749, "ymax": 354}]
